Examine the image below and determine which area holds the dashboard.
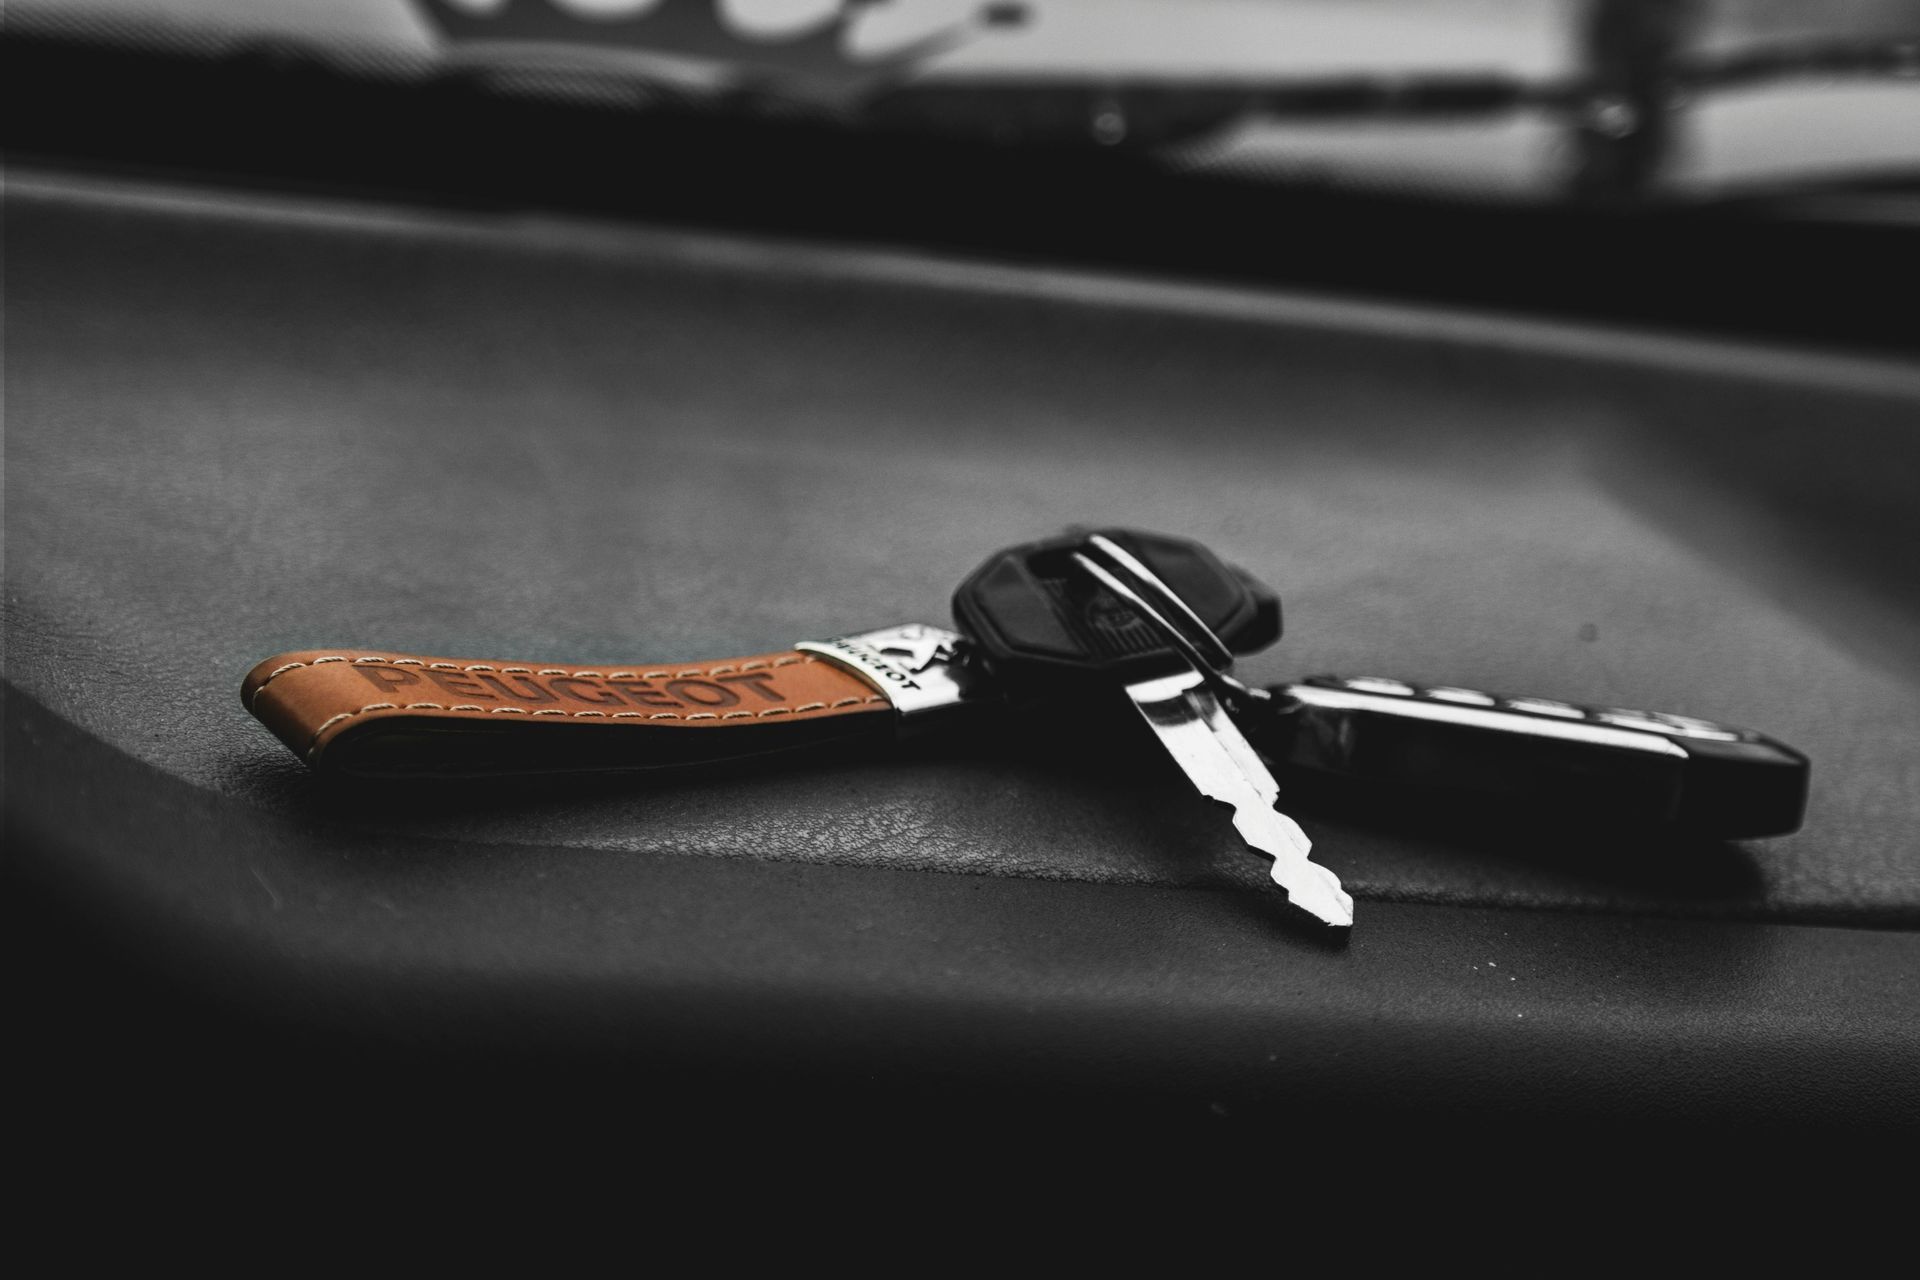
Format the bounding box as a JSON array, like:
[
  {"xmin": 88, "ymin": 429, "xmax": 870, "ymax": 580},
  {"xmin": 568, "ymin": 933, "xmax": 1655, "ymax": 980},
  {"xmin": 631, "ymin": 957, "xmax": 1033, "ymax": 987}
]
[{"xmin": 7, "ymin": 8, "xmax": 1919, "ymax": 1162}]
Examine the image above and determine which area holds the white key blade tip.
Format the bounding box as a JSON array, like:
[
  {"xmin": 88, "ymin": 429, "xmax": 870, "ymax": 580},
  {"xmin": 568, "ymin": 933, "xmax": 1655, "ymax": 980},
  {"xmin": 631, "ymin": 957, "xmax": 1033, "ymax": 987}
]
[
  {"xmin": 1272, "ymin": 861, "xmax": 1354, "ymax": 928},
  {"xmin": 1131, "ymin": 671, "xmax": 1357, "ymax": 929},
  {"xmin": 1231, "ymin": 787, "xmax": 1355, "ymax": 928}
]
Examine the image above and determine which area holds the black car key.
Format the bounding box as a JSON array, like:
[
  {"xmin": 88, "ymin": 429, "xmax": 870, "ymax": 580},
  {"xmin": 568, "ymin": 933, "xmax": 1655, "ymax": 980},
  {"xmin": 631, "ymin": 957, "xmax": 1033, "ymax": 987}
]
[
  {"xmin": 1253, "ymin": 676, "xmax": 1810, "ymax": 839},
  {"xmin": 953, "ymin": 529, "xmax": 1354, "ymax": 927},
  {"xmin": 952, "ymin": 528, "xmax": 1280, "ymax": 685}
]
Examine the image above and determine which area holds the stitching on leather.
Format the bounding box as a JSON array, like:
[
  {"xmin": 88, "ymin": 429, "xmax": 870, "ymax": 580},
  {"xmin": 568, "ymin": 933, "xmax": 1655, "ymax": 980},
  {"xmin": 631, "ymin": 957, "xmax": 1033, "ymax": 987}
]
[
  {"xmin": 257, "ymin": 661, "xmax": 307, "ymax": 687},
  {"xmin": 306, "ymin": 703, "xmax": 396, "ymax": 750},
  {"xmin": 250, "ymin": 652, "xmax": 824, "ymax": 707},
  {"xmin": 289, "ymin": 657, "xmax": 877, "ymax": 755}
]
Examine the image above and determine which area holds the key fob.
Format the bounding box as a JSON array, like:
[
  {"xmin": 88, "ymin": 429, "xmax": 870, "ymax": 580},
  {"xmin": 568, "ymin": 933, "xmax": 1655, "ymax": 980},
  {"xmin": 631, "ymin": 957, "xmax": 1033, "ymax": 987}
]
[
  {"xmin": 951, "ymin": 528, "xmax": 1281, "ymax": 685},
  {"xmin": 1256, "ymin": 676, "xmax": 1811, "ymax": 839}
]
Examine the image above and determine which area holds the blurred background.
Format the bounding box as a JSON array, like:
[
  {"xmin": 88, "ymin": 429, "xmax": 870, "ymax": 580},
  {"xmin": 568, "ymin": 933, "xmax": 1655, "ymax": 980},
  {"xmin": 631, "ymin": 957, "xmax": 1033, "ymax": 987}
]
[{"xmin": 10, "ymin": 0, "xmax": 1918, "ymax": 208}]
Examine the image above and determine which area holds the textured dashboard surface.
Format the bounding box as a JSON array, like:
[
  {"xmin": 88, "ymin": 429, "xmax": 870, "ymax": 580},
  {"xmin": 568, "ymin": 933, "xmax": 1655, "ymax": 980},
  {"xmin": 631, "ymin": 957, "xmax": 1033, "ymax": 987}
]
[{"xmin": 10, "ymin": 171, "xmax": 1918, "ymax": 927}]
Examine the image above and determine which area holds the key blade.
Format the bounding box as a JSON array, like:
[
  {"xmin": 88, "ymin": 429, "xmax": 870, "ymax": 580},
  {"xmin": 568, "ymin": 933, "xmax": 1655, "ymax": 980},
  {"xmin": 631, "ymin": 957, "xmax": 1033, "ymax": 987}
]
[{"xmin": 1127, "ymin": 672, "xmax": 1354, "ymax": 928}]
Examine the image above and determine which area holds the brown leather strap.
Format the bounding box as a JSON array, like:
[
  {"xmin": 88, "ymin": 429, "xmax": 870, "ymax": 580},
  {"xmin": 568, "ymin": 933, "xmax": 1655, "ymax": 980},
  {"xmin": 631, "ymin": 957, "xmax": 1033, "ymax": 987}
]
[{"xmin": 242, "ymin": 647, "xmax": 896, "ymax": 777}]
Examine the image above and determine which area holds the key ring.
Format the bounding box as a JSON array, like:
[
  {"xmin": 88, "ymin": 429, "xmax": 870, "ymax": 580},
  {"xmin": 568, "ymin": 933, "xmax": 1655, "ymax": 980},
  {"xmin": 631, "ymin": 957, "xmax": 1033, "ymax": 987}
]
[{"xmin": 1068, "ymin": 534, "xmax": 1272, "ymax": 717}]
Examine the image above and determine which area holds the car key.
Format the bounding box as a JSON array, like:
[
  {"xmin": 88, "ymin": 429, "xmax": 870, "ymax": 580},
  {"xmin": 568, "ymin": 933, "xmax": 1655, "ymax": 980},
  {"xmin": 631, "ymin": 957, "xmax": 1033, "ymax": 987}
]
[
  {"xmin": 241, "ymin": 529, "xmax": 1808, "ymax": 928},
  {"xmin": 952, "ymin": 529, "xmax": 1354, "ymax": 928},
  {"xmin": 1252, "ymin": 676, "xmax": 1810, "ymax": 839}
]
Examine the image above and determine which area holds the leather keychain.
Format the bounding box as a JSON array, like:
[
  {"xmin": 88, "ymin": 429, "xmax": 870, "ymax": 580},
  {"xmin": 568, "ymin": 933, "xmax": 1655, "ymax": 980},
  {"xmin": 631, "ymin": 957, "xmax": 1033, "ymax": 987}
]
[{"xmin": 242, "ymin": 626, "xmax": 990, "ymax": 778}]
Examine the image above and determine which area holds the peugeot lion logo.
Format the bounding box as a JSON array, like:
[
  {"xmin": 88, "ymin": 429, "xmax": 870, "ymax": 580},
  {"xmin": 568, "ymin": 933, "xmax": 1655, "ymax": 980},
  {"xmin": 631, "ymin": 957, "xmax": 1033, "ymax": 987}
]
[{"xmin": 876, "ymin": 625, "xmax": 957, "ymax": 675}]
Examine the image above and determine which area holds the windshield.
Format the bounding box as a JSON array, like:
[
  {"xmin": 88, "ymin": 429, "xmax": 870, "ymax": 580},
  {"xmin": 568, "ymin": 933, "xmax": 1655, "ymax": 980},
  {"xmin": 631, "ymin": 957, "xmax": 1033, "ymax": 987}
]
[{"xmin": 13, "ymin": 0, "xmax": 1919, "ymax": 207}]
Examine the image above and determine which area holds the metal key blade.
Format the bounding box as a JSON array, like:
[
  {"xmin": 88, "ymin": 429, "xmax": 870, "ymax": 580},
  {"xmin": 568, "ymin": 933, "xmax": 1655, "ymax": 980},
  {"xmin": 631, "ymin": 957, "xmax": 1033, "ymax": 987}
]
[{"xmin": 1128, "ymin": 670, "xmax": 1354, "ymax": 928}]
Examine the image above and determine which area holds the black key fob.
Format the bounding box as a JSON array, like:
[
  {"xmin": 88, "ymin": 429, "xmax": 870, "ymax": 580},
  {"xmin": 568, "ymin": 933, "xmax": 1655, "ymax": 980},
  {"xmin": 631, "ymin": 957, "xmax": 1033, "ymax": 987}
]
[
  {"xmin": 1255, "ymin": 676, "xmax": 1811, "ymax": 839},
  {"xmin": 951, "ymin": 528, "xmax": 1280, "ymax": 686}
]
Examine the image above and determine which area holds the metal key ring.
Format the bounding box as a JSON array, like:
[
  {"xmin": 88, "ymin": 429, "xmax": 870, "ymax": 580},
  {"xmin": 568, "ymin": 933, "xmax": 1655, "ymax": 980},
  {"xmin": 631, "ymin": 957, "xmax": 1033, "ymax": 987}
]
[{"xmin": 1069, "ymin": 537, "xmax": 1271, "ymax": 714}]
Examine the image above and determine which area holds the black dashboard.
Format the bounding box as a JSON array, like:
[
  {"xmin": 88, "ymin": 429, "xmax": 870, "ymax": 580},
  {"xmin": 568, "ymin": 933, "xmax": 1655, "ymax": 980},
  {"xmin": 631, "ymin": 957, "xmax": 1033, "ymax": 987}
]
[{"xmin": 7, "ymin": 13, "xmax": 1918, "ymax": 1161}]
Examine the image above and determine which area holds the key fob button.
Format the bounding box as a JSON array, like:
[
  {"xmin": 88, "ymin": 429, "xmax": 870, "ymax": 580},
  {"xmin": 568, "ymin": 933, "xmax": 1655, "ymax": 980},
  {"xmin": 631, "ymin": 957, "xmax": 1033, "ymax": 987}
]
[
  {"xmin": 1345, "ymin": 676, "xmax": 1417, "ymax": 697},
  {"xmin": 1505, "ymin": 696, "xmax": 1585, "ymax": 719},
  {"xmin": 1425, "ymin": 685, "xmax": 1498, "ymax": 706}
]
